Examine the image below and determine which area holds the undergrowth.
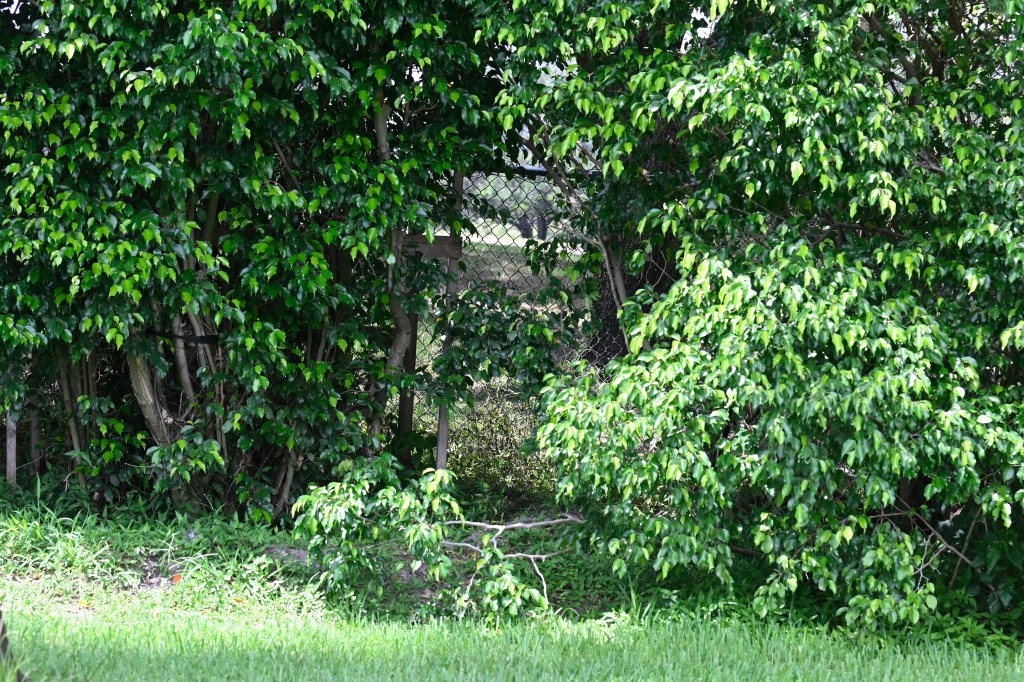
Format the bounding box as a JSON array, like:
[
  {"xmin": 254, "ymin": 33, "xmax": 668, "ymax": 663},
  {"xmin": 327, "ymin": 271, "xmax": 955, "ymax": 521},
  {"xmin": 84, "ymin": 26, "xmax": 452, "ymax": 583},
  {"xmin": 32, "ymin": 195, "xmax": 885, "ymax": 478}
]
[
  {"xmin": 2, "ymin": 496, "xmax": 1024, "ymax": 680},
  {"xmin": 0, "ymin": 497, "xmax": 1020, "ymax": 649}
]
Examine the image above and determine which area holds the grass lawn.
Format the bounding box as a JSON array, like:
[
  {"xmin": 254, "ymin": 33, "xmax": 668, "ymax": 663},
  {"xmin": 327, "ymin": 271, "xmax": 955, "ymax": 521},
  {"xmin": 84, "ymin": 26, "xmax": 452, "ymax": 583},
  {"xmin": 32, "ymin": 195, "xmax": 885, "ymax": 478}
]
[
  {"xmin": 2, "ymin": 506, "xmax": 1022, "ymax": 681},
  {"xmin": 5, "ymin": 604, "xmax": 1024, "ymax": 682}
]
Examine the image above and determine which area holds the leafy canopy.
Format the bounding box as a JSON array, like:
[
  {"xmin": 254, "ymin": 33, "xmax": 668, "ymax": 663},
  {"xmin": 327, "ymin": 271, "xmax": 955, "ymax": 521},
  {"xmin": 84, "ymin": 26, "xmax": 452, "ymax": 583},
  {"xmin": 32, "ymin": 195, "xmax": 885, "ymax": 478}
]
[{"xmin": 506, "ymin": 0, "xmax": 1024, "ymax": 625}]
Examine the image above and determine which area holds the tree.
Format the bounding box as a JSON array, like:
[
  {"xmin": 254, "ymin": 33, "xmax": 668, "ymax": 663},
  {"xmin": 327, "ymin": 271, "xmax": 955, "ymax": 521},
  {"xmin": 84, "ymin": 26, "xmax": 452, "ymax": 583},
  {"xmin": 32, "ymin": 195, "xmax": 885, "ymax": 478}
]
[
  {"xmin": 0, "ymin": 0, "xmax": 552, "ymax": 514},
  {"xmin": 492, "ymin": 0, "xmax": 1024, "ymax": 624}
]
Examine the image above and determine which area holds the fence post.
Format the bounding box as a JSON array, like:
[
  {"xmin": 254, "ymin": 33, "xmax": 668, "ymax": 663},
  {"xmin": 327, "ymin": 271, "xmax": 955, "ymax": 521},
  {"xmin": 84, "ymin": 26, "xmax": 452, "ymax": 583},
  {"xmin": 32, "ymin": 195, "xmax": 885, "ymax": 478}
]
[
  {"xmin": 5, "ymin": 411, "xmax": 16, "ymax": 487},
  {"xmin": 436, "ymin": 171, "xmax": 464, "ymax": 470},
  {"xmin": 396, "ymin": 313, "xmax": 419, "ymax": 469},
  {"xmin": 435, "ymin": 256, "xmax": 461, "ymax": 470}
]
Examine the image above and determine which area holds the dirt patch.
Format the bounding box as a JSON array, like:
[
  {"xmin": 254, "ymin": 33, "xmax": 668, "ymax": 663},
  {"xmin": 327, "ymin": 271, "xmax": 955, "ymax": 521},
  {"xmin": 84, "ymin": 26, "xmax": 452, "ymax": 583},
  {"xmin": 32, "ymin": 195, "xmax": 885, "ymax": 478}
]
[
  {"xmin": 139, "ymin": 557, "xmax": 167, "ymax": 590},
  {"xmin": 132, "ymin": 555, "xmax": 183, "ymax": 592},
  {"xmin": 264, "ymin": 545, "xmax": 309, "ymax": 564}
]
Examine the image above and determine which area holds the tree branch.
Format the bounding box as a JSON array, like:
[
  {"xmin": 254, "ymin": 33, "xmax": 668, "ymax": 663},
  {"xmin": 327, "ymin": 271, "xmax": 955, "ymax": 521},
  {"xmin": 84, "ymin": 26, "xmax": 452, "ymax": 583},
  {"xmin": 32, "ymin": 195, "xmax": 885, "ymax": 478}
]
[
  {"xmin": 949, "ymin": 507, "xmax": 982, "ymax": 588},
  {"xmin": 908, "ymin": 507, "xmax": 976, "ymax": 569},
  {"xmin": 271, "ymin": 138, "xmax": 302, "ymax": 192},
  {"xmin": 441, "ymin": 541, "xmax": 569, "ymax": 563},
  {"xmin": 443, "ymin": 515, "xmax": 583, "ymax": 531}
]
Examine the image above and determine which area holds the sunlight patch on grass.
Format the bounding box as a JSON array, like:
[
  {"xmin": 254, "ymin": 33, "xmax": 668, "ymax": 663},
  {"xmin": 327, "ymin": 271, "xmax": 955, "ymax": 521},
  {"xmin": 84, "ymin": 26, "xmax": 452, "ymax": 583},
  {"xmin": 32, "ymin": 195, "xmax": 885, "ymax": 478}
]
[{"xmin": 4, "ymin": 608, "xmax": 1024, "ymax": 682}]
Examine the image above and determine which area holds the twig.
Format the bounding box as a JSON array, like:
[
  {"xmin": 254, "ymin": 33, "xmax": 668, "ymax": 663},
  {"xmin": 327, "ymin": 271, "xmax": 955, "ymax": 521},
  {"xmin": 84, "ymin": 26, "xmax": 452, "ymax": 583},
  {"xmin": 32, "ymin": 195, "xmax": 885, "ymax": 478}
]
[
  {"xmin": 271, "ymin": 138, "xmax": 302, "ymax": 192},
  {"xmin": 909, "ymin": 509, "xmax": 976, "ymax": 569},
  {"xmin": 529, "ymin": 557, "xmax": 549, "ymax": 603},
  {"xmin": 949, "ymin": 507, "xmax": 982, "ymax": 588},
  {"xmin": 503, "ymin": 549, "xmax": 568, "ymax": 561},
  {"xmin": 915, "ymin": 537, "xmax": 944, "ymax": 590},
  {"xmin": 867, "ymin": 510, "xmax": 913, "ymax": 521},
  {"xmin": 728, "ymin": 544, "xmax": 761, "ymax": 558},
  {"xmin": 442, "ymin": 541, "xmax": 489, "ymax": 554},
  {"xmin": 441, "ymin": 541, "xmax": 569, "ymax": 563}
]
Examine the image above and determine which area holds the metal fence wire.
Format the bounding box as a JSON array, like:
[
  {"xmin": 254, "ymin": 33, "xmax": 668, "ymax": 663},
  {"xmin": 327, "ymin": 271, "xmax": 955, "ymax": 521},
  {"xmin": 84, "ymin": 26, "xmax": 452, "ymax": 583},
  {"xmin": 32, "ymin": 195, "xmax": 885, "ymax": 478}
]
[
  {"xmin": 456, "ymin": 169, "xmax": 645, "ymax": 365},
  {"xmin": 410, "ymin": 168, "xmax": 625, "ymax": 466}
]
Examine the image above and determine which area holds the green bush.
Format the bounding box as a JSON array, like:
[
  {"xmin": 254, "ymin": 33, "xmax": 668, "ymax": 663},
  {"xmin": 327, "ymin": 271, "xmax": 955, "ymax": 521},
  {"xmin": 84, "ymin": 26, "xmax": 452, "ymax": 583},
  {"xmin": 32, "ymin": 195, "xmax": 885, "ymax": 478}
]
[
  {"xmin": 515, "ymin": 0, "xmax": 1024, "ymax": 627},
  {"xmin": 0, "ymin": 0, "xmax": 547, "ymax": 514}
]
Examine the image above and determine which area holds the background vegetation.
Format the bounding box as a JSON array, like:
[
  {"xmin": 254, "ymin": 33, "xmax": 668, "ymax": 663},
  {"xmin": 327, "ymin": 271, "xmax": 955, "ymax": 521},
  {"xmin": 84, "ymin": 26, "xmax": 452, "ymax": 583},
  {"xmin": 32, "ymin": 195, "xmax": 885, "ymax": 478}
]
[{"xmin": 3, "ymin": 0, "xmax": 1024, "ymax": 677}]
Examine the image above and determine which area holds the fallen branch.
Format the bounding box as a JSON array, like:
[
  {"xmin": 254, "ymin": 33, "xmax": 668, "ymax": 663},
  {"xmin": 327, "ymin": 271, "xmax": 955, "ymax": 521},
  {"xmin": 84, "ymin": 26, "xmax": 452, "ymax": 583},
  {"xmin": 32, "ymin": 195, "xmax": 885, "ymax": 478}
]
[
  {"xmin": 443, "ymin": 515, "xmax": 583, "ymax": 531},
  {"xmin": 441, "ymin": 541, "xmax": 569, "ymax": 563}
]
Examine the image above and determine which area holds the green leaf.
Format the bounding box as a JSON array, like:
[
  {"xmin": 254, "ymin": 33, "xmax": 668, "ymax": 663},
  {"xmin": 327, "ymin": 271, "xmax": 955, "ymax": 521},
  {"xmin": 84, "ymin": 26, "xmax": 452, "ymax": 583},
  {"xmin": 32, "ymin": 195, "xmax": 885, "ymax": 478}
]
[{"xmin": 790, "ymin": 160, "xmax": 803, "ymax": 183}]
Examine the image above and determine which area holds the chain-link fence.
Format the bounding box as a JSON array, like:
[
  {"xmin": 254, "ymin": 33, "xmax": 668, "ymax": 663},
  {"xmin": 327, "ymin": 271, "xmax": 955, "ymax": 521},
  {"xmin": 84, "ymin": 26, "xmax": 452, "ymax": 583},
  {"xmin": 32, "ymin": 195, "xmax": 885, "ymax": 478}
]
[
  {"xmin": 460, "ymin": 169, "xmax": 558, "ymax": 289},
  {"xmin": 408, "ymin": 167, "xmax": 626, "ymax": 469},
  {"xmin": 457, "ymin": 168, "xmax": 629, "ymax": 364}
]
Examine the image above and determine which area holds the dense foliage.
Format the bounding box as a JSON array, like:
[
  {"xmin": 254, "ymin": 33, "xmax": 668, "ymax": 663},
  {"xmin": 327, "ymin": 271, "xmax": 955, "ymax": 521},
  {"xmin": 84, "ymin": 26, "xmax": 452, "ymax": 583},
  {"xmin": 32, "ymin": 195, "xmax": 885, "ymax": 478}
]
[
  {"xmin": 4, "ymin": 0, "xmax": 1024, "ymax": 629},
  {"xmin": 0, "ymin": 0, "xmax": 572, "ymax": 517},
  {"xmin": 512, "ymin": 0, "xmax": 1024, "ymax": 625}
]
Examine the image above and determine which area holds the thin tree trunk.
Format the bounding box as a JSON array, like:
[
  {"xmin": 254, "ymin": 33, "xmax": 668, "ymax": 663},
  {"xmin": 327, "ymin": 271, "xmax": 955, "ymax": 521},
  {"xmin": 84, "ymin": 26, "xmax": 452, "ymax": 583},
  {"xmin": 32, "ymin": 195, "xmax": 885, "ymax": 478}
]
[
  {"xmin": 56, "ymin": 356, "xmax": 83, "ymax": 489},
  {"xmin": 84, "ymin": 353, "xmax": 98, "ymax": 409},
  {"xmin": 56, "ymin": 355, "xmax": 82, "ymax": 453},
  {"xmin": 183, "ymin": 311, "xmax": 229, "ymax": 463},
  {"xmin": 171, "ymin": 316, "xmax": 196, "ymax": 405},
  {"xmin": 366, "ymin": 89, "xmax": 414, "ymax": 449},
  {"xmin": 185, "ymin": 311, "xmax": 217, "ymax": 374},
  {"xmin": 29, "ymin": 411, "xmax": 39, "ymax": 477},
  {"xmin": 396, "ymin": 314, "xmax": 418, "ymax": 469},
  {"xmin": 201, "ymin": 193, "xmax": 221, "ymax": 248},
  {"xmin": 595, "ymin": 236, "xmax": 632, "ymax": 350},
  {"xmin": 56, "ymin": 353, "xmax": 89, "ymax": 491},
  {"xmin": 272, "ymin": 453, "xmax": 296, "ymax": 521},
  {"xmin": 5, "ymin": 411, "xmax": 16, "ymax": 487},
  {"xmin": 127, "ymin": 352, "xmax": 172, "ymax": 446},
  {"xmin": 128, "ymin": 351, "xmax": 184, "ymax": 506}
]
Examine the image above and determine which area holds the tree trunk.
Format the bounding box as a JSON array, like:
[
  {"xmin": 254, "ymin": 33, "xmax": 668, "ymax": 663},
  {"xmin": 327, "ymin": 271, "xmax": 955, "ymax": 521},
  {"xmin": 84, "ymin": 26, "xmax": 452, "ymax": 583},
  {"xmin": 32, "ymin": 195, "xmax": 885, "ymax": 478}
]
[
  {"xmin": 171, "ymin": 315, "xmax": 197, "ymax": 406},
  {"xmin": 56, "ymin": 352, "xmax": 90, "ymax": 491},
  {"xmin": 272, "ymin": 453, "xmax": 296, "ymax": 521},
  {"xmin": 56, "ymin": 354, "xmax": 83, "ymax": 453},
  {"xmin": 396, "ymin": 314, "xmax": 419, "ymax": 469},
  {"xmin": 365, "ymin": 89, "xmax": 414, "ymax": 453},
  {"xmin": 127, "ymin": 352, "xmax": 172, "ymax": 447},
  {"xmin": 28, "ymin": 412, "xmax": 39, "ymax": 477},
  {"xmin": 127, "ymin": 350, "xmax": 182, "ymax": 505},
  {"xmin": 4, "ymin": 411, "xmax": 16, "ymax": 487}
]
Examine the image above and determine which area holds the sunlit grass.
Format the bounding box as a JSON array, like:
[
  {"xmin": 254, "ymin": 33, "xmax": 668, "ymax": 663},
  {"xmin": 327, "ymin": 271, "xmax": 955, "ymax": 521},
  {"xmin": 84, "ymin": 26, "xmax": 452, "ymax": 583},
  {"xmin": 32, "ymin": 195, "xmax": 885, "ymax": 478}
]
[
  {"xmin": 4, "ymin": 606, "xmax": 1024, "ymax": 682},
  {"xmin": 2, "ymin": 505, "xmax": 1023, "ymax": 681}
]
